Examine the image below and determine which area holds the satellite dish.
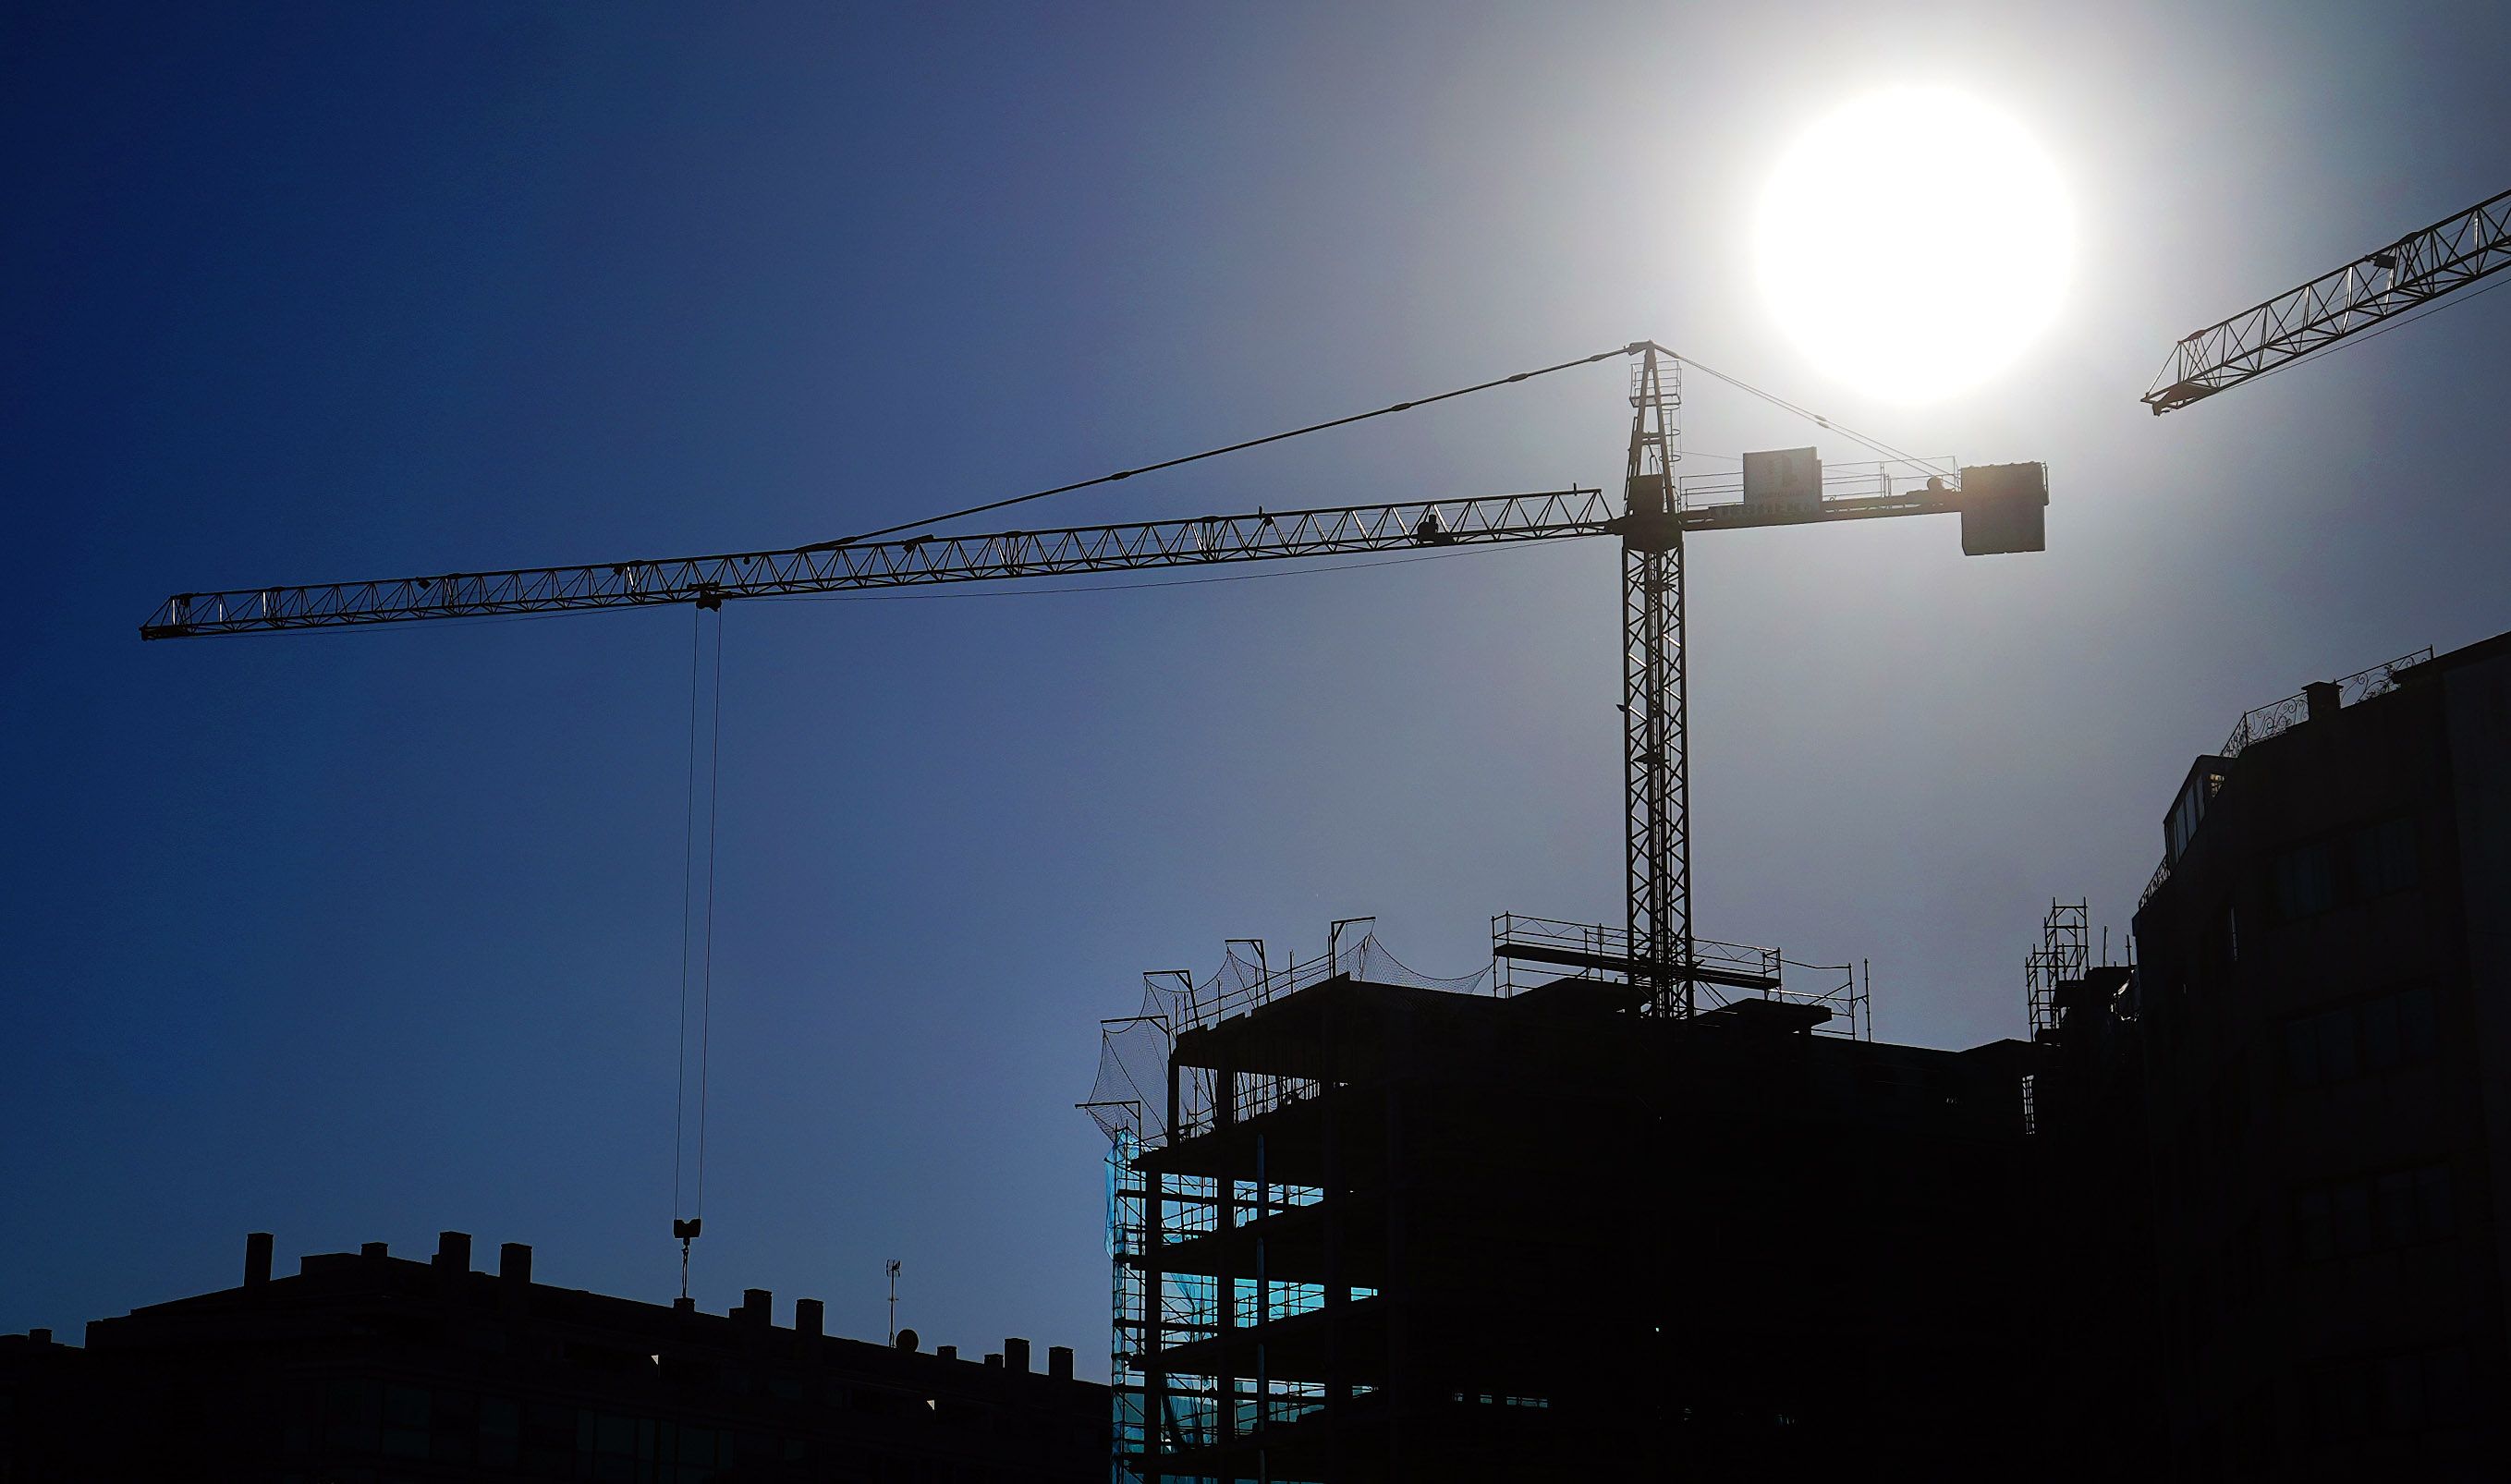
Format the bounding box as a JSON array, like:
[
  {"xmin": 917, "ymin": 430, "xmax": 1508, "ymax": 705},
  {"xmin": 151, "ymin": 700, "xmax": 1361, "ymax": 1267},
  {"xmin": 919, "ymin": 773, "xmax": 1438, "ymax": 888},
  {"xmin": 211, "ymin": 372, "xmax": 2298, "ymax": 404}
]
[{"xmin": 896, "ymin": 1327, "xmax": 920, "ymax": 1353}]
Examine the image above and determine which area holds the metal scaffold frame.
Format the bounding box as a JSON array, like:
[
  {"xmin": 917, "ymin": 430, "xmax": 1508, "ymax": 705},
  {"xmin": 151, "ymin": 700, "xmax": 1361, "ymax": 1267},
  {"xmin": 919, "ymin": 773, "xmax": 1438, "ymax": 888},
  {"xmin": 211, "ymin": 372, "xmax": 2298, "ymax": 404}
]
[
  {"xmin": 2026, "ymin": 899, "xmax": 2090, "ymax": 1039},
  {"xmin": 1087, "ymin": 937, "xmax": 1459, "ymax": 1483},
  {"xmin": 1080, "ymin": 918, "xmax": 1886, "ymax": 1480}
]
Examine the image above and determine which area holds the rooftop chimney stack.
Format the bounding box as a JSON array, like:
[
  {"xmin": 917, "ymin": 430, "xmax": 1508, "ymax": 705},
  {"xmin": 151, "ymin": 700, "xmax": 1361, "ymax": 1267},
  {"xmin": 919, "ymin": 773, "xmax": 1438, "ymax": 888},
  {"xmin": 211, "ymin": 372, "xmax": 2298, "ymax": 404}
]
[
  {"xmin": 741, "ymin": 1288, "xmax": 773, "ymax": 1326},
  {"xmin": 433, "ymin": 1231, "xmax": 471, "ymax": 1271},
  {"xmin": 795, "ymin": 1297, "xmax": 823, "ymax": 1337},
  {"xmin": 360, "ymin": 1242, "xmax": 389, "ymax": 1259},
  {"xmin": 1048, "ymin": 1344, "xmax": 1074, "ymax": 1381},
  {"xmin": 2305, "ymin": 679, "xmax": 2342, "ymax": 723},
  {"xmin": 1004, "ymin": 1337, "xmax": 1030, "ymax": 1373},
  {"xmin": 244, "ymin": 1232, "xmax": 274, "ymax": 1288},
  {"xmin": 499, "ymin": 1243, "xmax": 531, "ymax": 1283}
]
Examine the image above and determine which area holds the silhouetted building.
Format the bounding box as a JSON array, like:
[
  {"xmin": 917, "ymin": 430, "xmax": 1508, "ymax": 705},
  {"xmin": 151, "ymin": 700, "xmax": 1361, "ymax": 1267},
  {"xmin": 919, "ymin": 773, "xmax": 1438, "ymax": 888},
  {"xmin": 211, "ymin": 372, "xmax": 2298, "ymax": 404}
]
[
  {"xmin": 1086, "ymin": 931, "xmax": 2038, "ymax": 1481},
  {"xmin": 2017, "ymin": 941, "xmax": 2164, "ymax": 1478},
  {"xmin": 0, "ymin": 1230, "xmax": 1105, "ymax": 1482},
  {"xmin": 2067, "ymin": 632, "xmax": 2511, "ymax": 1479}
]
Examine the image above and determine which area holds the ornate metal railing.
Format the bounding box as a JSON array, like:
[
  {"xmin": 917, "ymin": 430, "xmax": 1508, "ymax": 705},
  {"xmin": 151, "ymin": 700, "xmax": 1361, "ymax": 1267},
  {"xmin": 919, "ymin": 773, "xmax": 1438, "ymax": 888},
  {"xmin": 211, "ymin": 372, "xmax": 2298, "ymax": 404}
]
[{"xmin": 2219, "ymin": 647, "xmax": 2431, "ymax": 758}]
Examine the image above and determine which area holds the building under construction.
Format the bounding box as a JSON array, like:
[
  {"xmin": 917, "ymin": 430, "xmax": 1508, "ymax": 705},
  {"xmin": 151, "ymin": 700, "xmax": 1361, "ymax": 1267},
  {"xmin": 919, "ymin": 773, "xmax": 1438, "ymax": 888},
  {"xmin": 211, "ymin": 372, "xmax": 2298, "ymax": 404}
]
[{"xmin": 1085, "ymin": 921, "xmax": 2039, "ymax": 1481}]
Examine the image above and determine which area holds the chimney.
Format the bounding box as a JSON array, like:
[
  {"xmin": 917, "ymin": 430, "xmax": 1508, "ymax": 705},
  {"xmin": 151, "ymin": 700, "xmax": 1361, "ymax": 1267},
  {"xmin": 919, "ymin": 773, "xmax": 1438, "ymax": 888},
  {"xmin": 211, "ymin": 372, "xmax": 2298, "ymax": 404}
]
[
  {"xmin": 741, "ymin": 1288, "xmax": 773, "ymax": 1326},
  {"xmin": 433, "ymin": 1231, "xmax": 471, "ymax": 1271},
  {"xmin": 360, "ymin": 1242, "xmax": 389, "ymax": 1259},
  {"xmin": 937, "ymin": 1344, "xmax": 958, "ymax": 1362},
  {"xmin": 244, "ymin": 1233, "xmax": 274, "ymax": 1288},
  {"xmin": 499, "ymin": 1243, "xmax": 532, "ymax": 1284},
  {"xmin": 1004, "ymin": 1337, "xmax": 1030, "ymax": 1373},
  {"xmin": 1048, "ymin": 1345, "xmax": 1074, "ymax": 1381},
  {"xmin": 30, "ymin": 1329, "xmax": 52, "ymax": 1345},
  {"xmin": 795, "ymin": 1298, "xmax": 823, "ymax": 1338},
  {"xmin": 2305, "ymin": 679, "xmax": 2342, "ymax": 723},
  {"xmin": 984, "ymin": 1353, "xmax": 1003, "ymax": 1368}
]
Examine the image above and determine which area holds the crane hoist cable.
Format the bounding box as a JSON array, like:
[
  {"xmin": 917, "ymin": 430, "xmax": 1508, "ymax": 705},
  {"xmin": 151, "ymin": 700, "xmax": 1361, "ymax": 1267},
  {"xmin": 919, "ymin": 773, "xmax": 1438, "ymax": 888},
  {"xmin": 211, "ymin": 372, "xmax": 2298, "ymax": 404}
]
[{"xmin": 671, "ymin": 603, "xmax": 726, "ymax": 1298}]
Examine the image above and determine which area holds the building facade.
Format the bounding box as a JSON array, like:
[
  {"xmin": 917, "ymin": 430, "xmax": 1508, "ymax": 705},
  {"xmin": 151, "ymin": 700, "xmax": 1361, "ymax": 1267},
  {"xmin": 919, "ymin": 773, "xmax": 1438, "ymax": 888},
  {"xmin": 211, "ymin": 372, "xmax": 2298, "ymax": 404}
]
[
  {"xmin": 0, "ymin": 1231, "xmax": 1106, "ymax": 1482},
  {"xmin": 2118, "ymin": 633, "xmax": 2511, "ymax": 1479}
]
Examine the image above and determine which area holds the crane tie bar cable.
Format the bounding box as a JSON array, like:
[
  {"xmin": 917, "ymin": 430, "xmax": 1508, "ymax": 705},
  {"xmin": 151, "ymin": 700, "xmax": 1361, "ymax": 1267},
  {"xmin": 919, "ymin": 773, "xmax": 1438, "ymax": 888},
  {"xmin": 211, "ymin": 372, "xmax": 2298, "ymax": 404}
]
[
  {"xmin": 808, "ymin": 343, "xmax": 1647, "ymax": 550},
  {"xmin": 1654, "ymin": 347, "xmax": 1953, "ymax": 479}
]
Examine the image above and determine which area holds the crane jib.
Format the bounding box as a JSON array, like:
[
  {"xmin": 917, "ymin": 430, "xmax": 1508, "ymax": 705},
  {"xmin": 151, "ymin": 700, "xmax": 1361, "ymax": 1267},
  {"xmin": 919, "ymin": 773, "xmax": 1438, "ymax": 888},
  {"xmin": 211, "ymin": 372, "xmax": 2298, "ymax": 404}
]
[
  {"xmin": 140, "ymin": 490, "xmax": 1619, "ymax": 638},
  {"xmin": 140, "ymin": 470, "xmax": 2051, "ymax": 640}
]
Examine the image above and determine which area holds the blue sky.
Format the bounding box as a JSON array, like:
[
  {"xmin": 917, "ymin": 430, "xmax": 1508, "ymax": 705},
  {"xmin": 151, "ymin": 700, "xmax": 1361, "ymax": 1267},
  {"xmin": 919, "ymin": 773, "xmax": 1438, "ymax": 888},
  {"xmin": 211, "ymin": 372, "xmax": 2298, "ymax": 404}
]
[{"xmin": 6, "ymin": 1, "xmax": 2507, "ymax": 1373}]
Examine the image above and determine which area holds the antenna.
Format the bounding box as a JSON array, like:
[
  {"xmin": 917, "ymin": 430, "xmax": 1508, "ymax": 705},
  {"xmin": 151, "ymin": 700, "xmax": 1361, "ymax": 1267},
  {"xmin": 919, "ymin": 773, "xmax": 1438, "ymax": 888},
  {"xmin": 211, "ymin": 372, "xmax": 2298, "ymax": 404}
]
[{"xmin": 887, "ymin": 1259, "xmax": 902, "ymax": 1344}]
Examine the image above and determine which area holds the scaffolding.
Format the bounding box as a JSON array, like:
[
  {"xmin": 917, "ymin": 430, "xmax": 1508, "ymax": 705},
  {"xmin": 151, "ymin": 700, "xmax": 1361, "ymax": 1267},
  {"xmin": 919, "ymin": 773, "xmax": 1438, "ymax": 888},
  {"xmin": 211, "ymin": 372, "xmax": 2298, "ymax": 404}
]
[
  {"xmin": 1490, "ymin": 912, "xmax": 1870, "ymax": 1040},
  {"xmin": 1083, "ymin": 933, "xmax": 1472, "ymax": 1483},
  {"xmin": 2025, "ymin": 899, "xmax": 2090, "ymax": 1040},
  {"xmin": 1081, "ymin": 918, "xmax": 1885, "ymax": 1481}
]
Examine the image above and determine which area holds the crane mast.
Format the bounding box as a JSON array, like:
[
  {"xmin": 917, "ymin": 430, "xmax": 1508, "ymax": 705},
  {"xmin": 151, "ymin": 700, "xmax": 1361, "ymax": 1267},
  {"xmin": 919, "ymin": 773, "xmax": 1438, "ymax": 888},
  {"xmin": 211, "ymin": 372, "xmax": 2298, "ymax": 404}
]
[
  {"xmin": 145, "ymin": 345, "xmax": 2048, "ymax": 1014},
  {"xmin": 1619, "ymin": 347, "xmax": 1690, "ymax": 1014},
  {"xmin": 2144, "ymin": 187, "xmax": 2511, "ymax": 414}
]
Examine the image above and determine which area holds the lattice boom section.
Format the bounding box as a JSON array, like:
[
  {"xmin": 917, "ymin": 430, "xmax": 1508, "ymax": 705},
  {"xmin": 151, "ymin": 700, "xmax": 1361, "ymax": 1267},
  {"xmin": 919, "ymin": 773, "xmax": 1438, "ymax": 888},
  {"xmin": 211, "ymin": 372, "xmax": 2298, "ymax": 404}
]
[{"xmin": 143, "ymin": 490, "xmax": 1614, "ymax": 636}]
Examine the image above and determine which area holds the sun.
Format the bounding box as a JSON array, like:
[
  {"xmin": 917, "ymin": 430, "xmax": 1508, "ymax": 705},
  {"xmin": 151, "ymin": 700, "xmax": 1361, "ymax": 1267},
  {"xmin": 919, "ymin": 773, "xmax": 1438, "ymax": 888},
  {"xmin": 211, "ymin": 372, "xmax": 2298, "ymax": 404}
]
[{"xmin": 1753, "ymin": 88, "xmax": 2073, "ymax": 405}]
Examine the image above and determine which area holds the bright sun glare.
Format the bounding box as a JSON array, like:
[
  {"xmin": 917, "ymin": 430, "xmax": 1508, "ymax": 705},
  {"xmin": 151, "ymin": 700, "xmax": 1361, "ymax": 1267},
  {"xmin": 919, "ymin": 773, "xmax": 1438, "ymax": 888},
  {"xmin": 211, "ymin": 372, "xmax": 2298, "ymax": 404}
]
[{"xmin": 1755, "ymin": 88, "xmax": 2073, "ymax": 405}]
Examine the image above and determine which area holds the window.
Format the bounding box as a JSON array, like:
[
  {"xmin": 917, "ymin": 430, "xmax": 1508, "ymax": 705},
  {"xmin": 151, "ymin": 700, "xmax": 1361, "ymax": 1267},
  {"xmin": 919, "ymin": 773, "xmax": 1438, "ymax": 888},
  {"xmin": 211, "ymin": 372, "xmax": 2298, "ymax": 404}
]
[
  {"xmin": 2353, "ymin": 817, "xmax": 2419, "ymax": 898},
  {"xmin": 2334, "ymin": 1182, "xmax": 2373, "ymax": 1257},
  {"xmin": 2293, "ymin": 1162, "xmax": 2455, "ymax": 1262},
  {"xmin": 323, "ymin": 1379, "xmax": 380, "ymax": 1453},
  {"xmin": 478, "ymin": 1396, "xmax": 519, "ymax": 1468},
  {"xmin": 2399, "ymin": 985, "xmax": 2438, "ymax": 1062},
  {"xmin": 2376, "ymin": 1170, "xmax": 2417, "ymax": 1248},
  {"xmin": 2318, "ymin": 1009, "xmax": 2360, "ymax": 1082},
  {"xmin": 2416, "ymin": 1163, "xmax": 2453, "ymax": 1238},
  {"xmin": 2298, "ymin": 1189, "xmax": 2334, "ymax": 1262},
  {"xmin": 2285, "ymin": 1020, "xmax": 2320, "ymax": 1088},
  {"xmin": 2310, "ymin": 1343, "xmax": 2471, "ymax": 1440},
  {"xmin": 2285, "ymin": 985, "xmax": 2438, "ymax": 1089},
  {"xmin": 381, "ymin": 1383, "xmax": 430, "ymax": 1459},
  {"xmin": 2205, "ymin": 900, "xmax": 2240, "ymax": 971},
  {"xmin": 2273, "ymin": 841, "xmax": 2338, "ymax": 918},
  {"xmin": 2361, "ymin": 995, "xmax": 2401, "ymax": 1071},
  {"xmin": 2273, "ymin": 818, "xmax": 2417, "ymax": 922}
]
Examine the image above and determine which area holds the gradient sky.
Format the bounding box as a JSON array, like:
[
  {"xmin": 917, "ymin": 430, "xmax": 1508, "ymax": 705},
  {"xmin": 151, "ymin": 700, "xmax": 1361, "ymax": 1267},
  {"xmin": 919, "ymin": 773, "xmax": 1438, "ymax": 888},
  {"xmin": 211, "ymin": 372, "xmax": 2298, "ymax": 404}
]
[{"xmin": 6, "ymin": 1, "xmax": 2508, "ymax": 1375}]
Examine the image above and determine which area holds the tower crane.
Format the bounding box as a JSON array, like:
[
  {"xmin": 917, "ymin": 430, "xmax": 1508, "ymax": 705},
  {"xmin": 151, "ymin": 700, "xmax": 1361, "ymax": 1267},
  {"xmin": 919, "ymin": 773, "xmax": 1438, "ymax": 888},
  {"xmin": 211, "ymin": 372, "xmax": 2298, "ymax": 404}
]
[
  {"xmin": 142, "ymin": 342, "xmax": 2048, "ymax": 1017},
  {"xmin": 2144, "ymin": 187, "xmax": 2511, "ymax": 414}
]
